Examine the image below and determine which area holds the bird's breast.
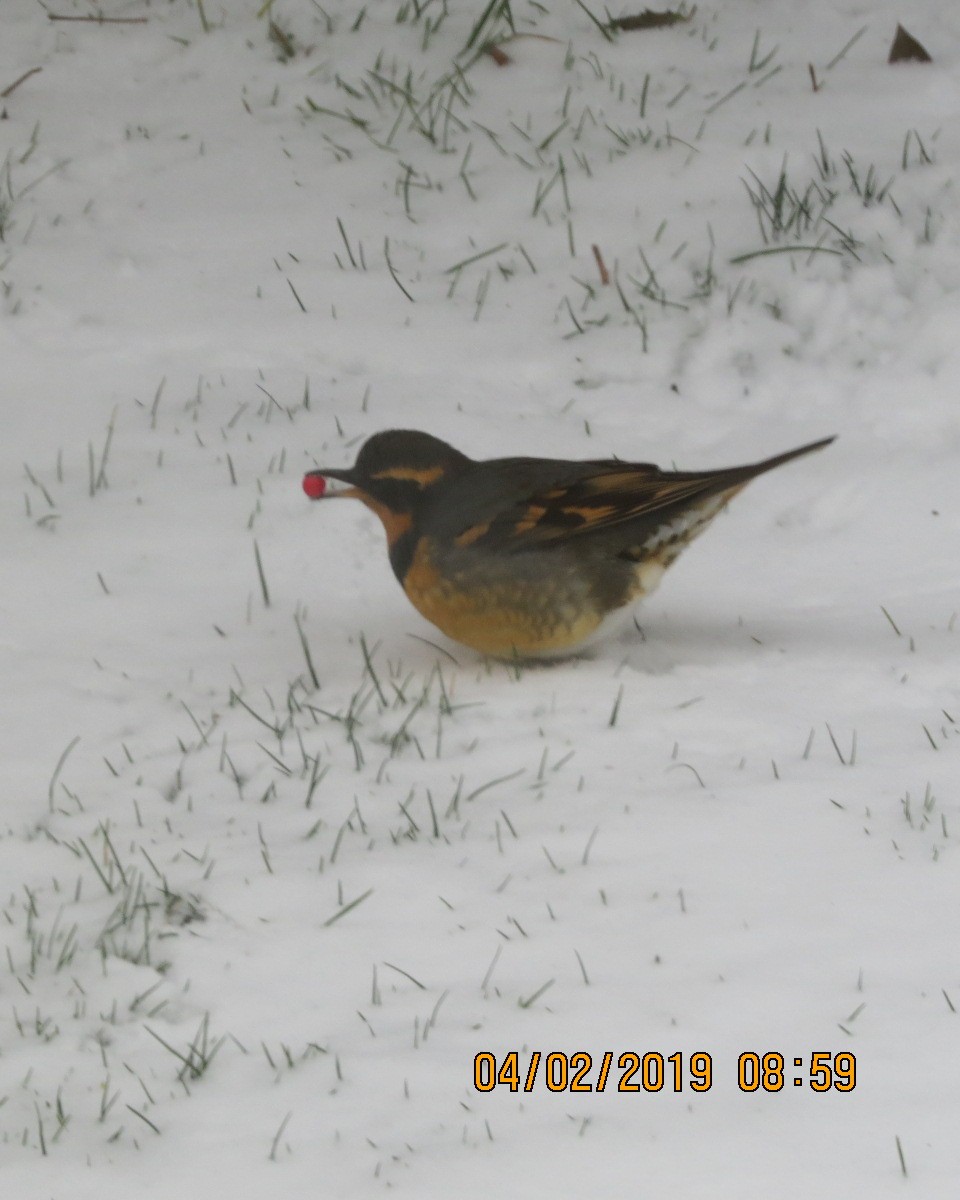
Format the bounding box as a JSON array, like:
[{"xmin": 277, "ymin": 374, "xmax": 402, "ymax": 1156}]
[{"xmin": 401, "ymin": 537, "xmax": 608, "ymax": 658}]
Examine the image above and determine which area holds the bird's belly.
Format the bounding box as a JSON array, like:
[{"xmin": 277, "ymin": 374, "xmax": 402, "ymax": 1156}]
[{"xmin": 402, "ymin": 541, "xmax": 609, "ymax": 658}]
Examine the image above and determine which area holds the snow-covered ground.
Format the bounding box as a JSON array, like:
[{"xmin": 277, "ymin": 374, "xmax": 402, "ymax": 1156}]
[{"xmin": 2, "ymin": 1, "xmax": 959, "ymax": 1194}]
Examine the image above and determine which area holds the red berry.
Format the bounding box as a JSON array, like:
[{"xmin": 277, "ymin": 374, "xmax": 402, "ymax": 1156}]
[{"xmin": 302, "ymin": 473, "xmax": 326, "ymax": 499}]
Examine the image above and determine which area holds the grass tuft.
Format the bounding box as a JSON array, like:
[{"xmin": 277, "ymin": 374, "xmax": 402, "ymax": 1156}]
[{"xmin": 324, "ymin": 887, "xmax": 374, "ymax": 927}]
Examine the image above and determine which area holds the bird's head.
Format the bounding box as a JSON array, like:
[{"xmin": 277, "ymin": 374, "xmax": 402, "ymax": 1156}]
[{"xmin": 303, "ymin": 429, "xmax": 471, "ymax": 551}]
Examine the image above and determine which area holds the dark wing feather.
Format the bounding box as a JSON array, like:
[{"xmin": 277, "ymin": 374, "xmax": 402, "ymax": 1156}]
[
  {"xmin": 453, "ymin": 437, "xmax": 835, "ymax": 551},
  {"xmin": 489, "ymin": 466, "xmax": 740, "ymax": 547}
]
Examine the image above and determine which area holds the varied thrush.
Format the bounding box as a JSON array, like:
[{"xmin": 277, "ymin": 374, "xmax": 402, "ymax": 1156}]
[{"xmin": 303, "ymin": 430, "xmax": 834, "ymax": 659}]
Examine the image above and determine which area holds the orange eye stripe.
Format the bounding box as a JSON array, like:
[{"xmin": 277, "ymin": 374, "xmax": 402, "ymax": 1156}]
[{"xmin": 369, "ymin": 465, "xmax": 446, "ymax": 486}]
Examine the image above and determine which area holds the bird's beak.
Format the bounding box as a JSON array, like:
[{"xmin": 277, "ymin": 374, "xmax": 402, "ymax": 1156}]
[{"xmin": 302, "ymin": 466, "xmax": 364, "ymax": 500}]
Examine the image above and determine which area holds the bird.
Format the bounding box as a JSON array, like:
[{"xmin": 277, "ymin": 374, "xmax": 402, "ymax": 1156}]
[{"xmin": 302, "ymin": 429, "xmax": 834, "ymax": 659}]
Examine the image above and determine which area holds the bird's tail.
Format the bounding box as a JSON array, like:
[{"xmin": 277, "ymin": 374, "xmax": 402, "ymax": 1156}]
[{"xmin": 738, "ymin": 435, "xmax": 836, "ymax": 479}]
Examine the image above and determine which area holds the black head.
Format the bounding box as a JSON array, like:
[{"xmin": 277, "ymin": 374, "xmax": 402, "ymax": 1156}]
[
  {"xmin": 352, "ymin": 429, "xmax": 470, "ymax": 489},
  {"xmin": 312, "ymin": 429, "xmax": 470, "ymax": 507},
  {"xmin": 304, "ymin": 430, "xmax": 472, "ymax": 578}
]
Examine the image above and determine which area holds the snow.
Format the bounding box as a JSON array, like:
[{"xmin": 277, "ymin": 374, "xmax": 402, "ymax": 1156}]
[{"xmin": 2, "ymin": 0, "xmax": 958, "ymax": 1194}]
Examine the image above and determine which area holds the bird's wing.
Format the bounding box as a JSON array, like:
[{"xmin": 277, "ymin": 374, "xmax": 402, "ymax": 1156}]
[
  {"xmin": 449, "ymin": 437, "xmax": 834, "ymax": 552},
  {"xmin": 448, "ymin": 461, "xmax": 742, "ymax": 551},
  {"xmin": 492, "ymin": 465, "xmax": 739, "ymax": 547}
]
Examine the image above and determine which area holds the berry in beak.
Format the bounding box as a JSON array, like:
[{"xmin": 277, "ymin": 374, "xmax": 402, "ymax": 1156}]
[
  {"xmin": 302, "ymin": 472, "xmax": 326, "ymax": 499},
  {"xmin": 302, "ymin": 469, "xmax": 360, "ymax": 499}
]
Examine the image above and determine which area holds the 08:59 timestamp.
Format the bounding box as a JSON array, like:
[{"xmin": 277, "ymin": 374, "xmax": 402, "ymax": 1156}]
[{"xmin": 473, "ymin": 1050, "xmax": 856, "ymax": 1094}]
